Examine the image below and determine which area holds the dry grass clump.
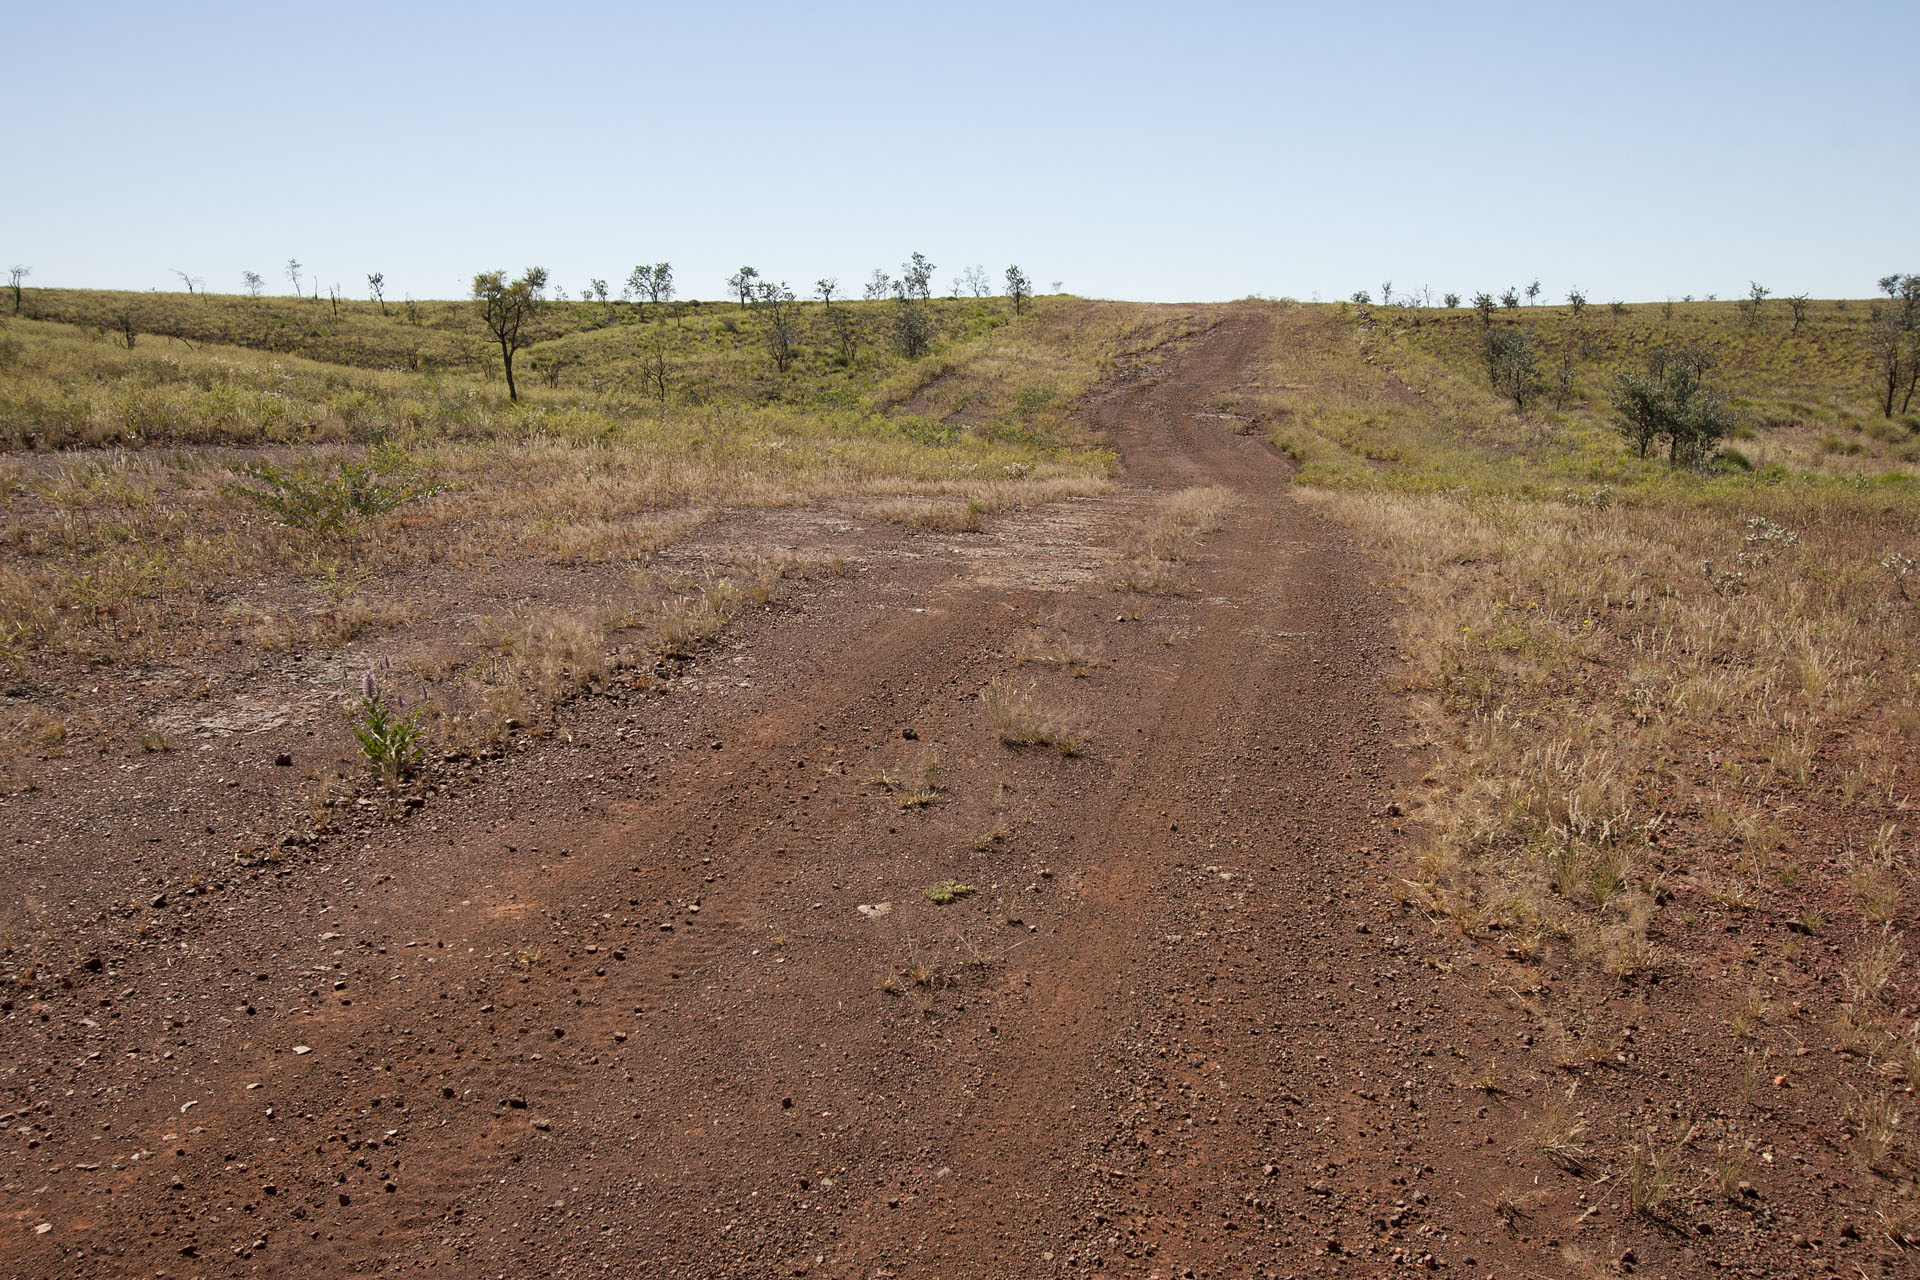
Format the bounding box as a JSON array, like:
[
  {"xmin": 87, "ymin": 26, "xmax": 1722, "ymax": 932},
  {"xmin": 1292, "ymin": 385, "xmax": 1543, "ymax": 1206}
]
[
  {"xmin": 983, "ymin": 676, "xmax": 1083, "ymax": 756},
  {"xmin": 1111, "ymin": 485, "xmax": 1235, "ymax": 593},
  {"xmin": 868, "ymin": 496, "xmax": 988, "ymax": 532},
  {"xmin": 1010, "ymin": 618, "xmax": 1108, "ymax": 677}
]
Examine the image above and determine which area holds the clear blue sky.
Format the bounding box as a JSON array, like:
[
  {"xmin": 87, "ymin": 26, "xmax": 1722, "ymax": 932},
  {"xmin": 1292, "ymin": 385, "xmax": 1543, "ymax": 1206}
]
[{"xmin": 11, "ymin": 1, "xmax": 1916, "ymax": 304}]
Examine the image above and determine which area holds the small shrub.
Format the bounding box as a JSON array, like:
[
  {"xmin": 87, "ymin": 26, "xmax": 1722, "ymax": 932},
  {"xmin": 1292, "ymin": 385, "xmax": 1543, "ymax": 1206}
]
[
  {"xmin": 350, "ymin": 669, "xmax": 425, "ymax": 786},
  {"xmin": 924, "ymin": 880, "xmax": 975, "ymax": 905},
  {"xmin": 227, "ymin": 453, "xmax": 448, "ymax": 535},
  {"xmin": 984, "ymin": 676, "xmax": 1082, "ymax": 755}
]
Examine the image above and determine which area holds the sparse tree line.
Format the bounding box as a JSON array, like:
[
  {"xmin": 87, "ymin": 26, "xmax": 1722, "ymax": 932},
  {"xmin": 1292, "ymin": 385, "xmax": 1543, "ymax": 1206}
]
[
  {"xmin": 1395, "ymin": 271, "xmax": 1918, "ymax": 468},
  {"xmin": 464, "ymin": 253, "xmax": 1037, "ymax": 401}
]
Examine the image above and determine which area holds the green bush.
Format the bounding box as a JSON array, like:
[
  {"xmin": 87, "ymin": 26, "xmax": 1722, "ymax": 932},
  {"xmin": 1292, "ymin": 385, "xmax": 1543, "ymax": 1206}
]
[{"xmin": 226, "ymin": 453, "xmax": 448, "ymax": 535}]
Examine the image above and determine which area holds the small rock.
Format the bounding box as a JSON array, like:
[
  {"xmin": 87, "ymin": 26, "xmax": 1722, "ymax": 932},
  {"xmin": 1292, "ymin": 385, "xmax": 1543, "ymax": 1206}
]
[
  {"xmin": 292, "ymin": 1045, "xmax": 312, "ymax": 1055},
  {"xmin": 274, "ymin": 753, "xmax": 293, "ymax": 767},
  {"xmin": 902, "ymin": 728, "xmax": 917, "ymax": 740},
  {"xmin": 34, "ymin": 1223, "xmax": 51, "ymax": 1235}
]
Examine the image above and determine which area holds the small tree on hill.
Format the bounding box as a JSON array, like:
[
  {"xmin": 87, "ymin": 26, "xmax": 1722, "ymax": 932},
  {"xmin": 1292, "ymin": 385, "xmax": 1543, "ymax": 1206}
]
[
  {"xmin": 625, "ymin": 264, "xmax": 654, "ymax": 314},
  {"xmin": 7, "ymin": 265, "xmax": 28, "ymax": 314},
  {"xmin": 1442, "ymin": 292, "xmax": 1461, "ymax": 308},
  {"xmin": 1472, "ymin": 292, "xmax": 1496, "ymax": 328},
  {"xmin": 1485, "ymin": 327, "xmax": 1542, "ymax": 409},
  {"xmin": 727, "ymin": 266, "xmax": 760, "ymax": 306},
  {"xmin": 1566, "ymin": 288, "xmax": 1587, "ymax": 319},
  {"xmin": 286, "ymin": 258, "xmax": 304, "ymax": 298},
  {"xmin": 472, "ymin": 266, "xmax": 548, "ymax": 402},
  {"xmin": 756, "ymin": 281, "xmax": 802, "ymax": 371},
  {"xmin": 816, "ymin": 277, "xmax": 839, "ymax": 306},
  {"xmin": 1526, "ymin": 279, "xmax": 1542, "ymax": 306},
  {"xmin": 1500, "ymin": 287, "xmax": 1520, "ymax": 310},
  {"xmin": 826, "ymin": 306, "xmax": 862, "ymax": 363},
  {"xmin": 242, "ymin": 270, "xmax": 264, "ymax": 299},
  {"xmin": 1609, "ymin": 345, "xmax": 1732, "ymax": 464},
  {"xmin": 901, "ymin": 252, "xmax": 935, "ymax": 301},
  {"xmin": 1786, "ymin": 294, "xmax": 1810, "ymax": 331},
  {"xmin": 1005, "ymin": 265, "xmax": 1031, "ymax": 315},
  {"xmin": 367, "ymin": 272, "xmax": 387, "ymax": 314},
  {"xmin": 864, "ymin": 269, "xmax": 892, "ymax": 301},
  {"xmin": 962, "ymin": 265, "xmax": 991, "ymax": 298},
  {"xmin": 891, "ymin": 281, "xmax": 933, "ymax": 357}
]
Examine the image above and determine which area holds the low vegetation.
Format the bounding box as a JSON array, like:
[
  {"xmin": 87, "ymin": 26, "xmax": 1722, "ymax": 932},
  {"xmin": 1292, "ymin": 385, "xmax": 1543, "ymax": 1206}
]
[
  {"xmin": 0, "ymin": 285, "xmax": 1179, "ymax": 797},
  {"xmin": 1262, "ymin": 290, "xmax": 1920, "ymax": 1238}
]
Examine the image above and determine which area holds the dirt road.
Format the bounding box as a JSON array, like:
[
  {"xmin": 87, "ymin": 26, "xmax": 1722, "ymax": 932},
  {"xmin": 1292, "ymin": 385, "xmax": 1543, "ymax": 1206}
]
[{"xmin": 3, "ymin": 306, "xmax": 1551, "ymax": 1278}]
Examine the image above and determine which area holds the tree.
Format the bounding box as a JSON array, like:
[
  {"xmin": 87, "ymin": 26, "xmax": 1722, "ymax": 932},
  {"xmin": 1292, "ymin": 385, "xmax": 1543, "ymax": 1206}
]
[
  {"xmin": 755, "ymin": 281, "xmax": 802, "ymax": 371},
  {"xmin": 1351, "ymin": 290, "xmax": 1372, "ymax": 305},
  {"xmin": 627, "ymin": 263, "xmax": 673, "ymax": 315},
  {"xmin": 637, "ymin": 320, "xmax": 670, "ymax": 414},
  {"xmin": 863, "ymin": 270, "xmax": 892, "ymax": 301},
  {"xmin": 1566, "ymin": 288, "xmax": 1587, "ymax": 319},
  {"xmin": 1526, "ymin": 279, "xmax": 1542, "ymax": 306},
  {"xmin": 1500, "ymin": 287, "xmax": 1520, "ymax": 310},
  {"xmin": 588, "ymin": 278, "xmax": 610, "ymax": 304},
  {"xmin": 962, "ymin": 265, "xmax": 991, "ymax": 298},
  {"xmin": 815, "ymin": 277, "xmax": 839, "ymax": 306},
  {"xmin": 1609, "ymin": 345, "xmax": 1733, "ymax": 464},
  {"xmin": 900, "ymin": 252, "xmax": 935, "ymax": 301},
  {"xmin": 892, "ymin": 294, "xmax": 932, "ymax": 357},
  {"xmin": 171, "ymin": 268, "xmax": 203, "ymax": 295},
  {"xmin": 1005, "ymin": 266, "xmax": 1031, "ymax": 315},
  {"xmin": 1442, "ymin": 292, "xmax": 1461, "ymax": 309},
  {"xmin": 7, "ymin": 265, "xmax": 27, "ymax": 314},
  {"xmin": 367, "ymin": 272, "xmax": 386, "ymax": 314},
  {"xmin": 1379, "ymin": 280, "xmax": 1393, "ymax": 307},
  {"xmin": 1786, "ymin": 294, "xmax": 1810, "ymax": 331},
  {"xmin": 1871, "ymin": 305, "xmax": 1920, "ymax": 417},
  {"xmin": 1737, "ymin": 281, "xmax": 1770, "ymax": 328},
  {"xmin": 825, "ymin": 306, "xmax": 862, "ymax": 363},
  {"xmin": 727, "ymin": 266, "xmax": 760, "ymax": 306},
  {"xmin": 471, "ymin": 266, "xmax": 548, "ymax": 402},
  {"xmin": 286, "ymin": 258, "xmax": 304, "ymax": 297},
  {"xmin": 1484, "ymin": 327, "xmax": 1542, "ymax": 409},
  {"xmin": 1471, "ymin": 292, "xmax": 1496, "ymax": 328},
  {"xmin": 242, "ymin": 270, "xmax": 264, "ymax": 299},
  {"xmin": 1880, "ymin": 272, "xmax": 1920, "ymax": 328}
]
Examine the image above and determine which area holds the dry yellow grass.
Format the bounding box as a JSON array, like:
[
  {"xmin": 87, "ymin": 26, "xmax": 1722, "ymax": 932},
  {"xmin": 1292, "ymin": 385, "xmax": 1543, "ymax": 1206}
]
[{"xmin": 1263, "ymin": 296, "xmax": 1920, "ymax": 1232}]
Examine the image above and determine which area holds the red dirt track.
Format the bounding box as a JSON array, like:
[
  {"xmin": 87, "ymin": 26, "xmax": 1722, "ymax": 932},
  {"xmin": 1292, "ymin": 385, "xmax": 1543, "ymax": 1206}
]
[{"xmin": 4, "ymin": 307, "xmax": 1558, "ymax": 1278}]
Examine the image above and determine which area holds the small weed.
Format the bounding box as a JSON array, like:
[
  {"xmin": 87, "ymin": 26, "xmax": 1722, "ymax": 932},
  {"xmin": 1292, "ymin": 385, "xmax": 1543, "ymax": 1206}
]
[
  {"xmin": 1713, "ymin": 1133, "xmax": 1752, "ymax": 1198},
  {"xmin": 1537, "ymin": 1108, "xmax": 1597, "ymax": 1177},
  {"xmin": 1852, "ymin": 927, "xmax": 1906, "ymax": 1000},
  {"xmin": 1623, "ymin": 1135, "xmax": 1676, "ymax": 1219},
  {"xmin": 924, "ymin": 880, "xmax": 975, "ymax": 905},
  {"xmin": 350, "ymin": 668, "xmax": 425, "ymax": 787}
]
